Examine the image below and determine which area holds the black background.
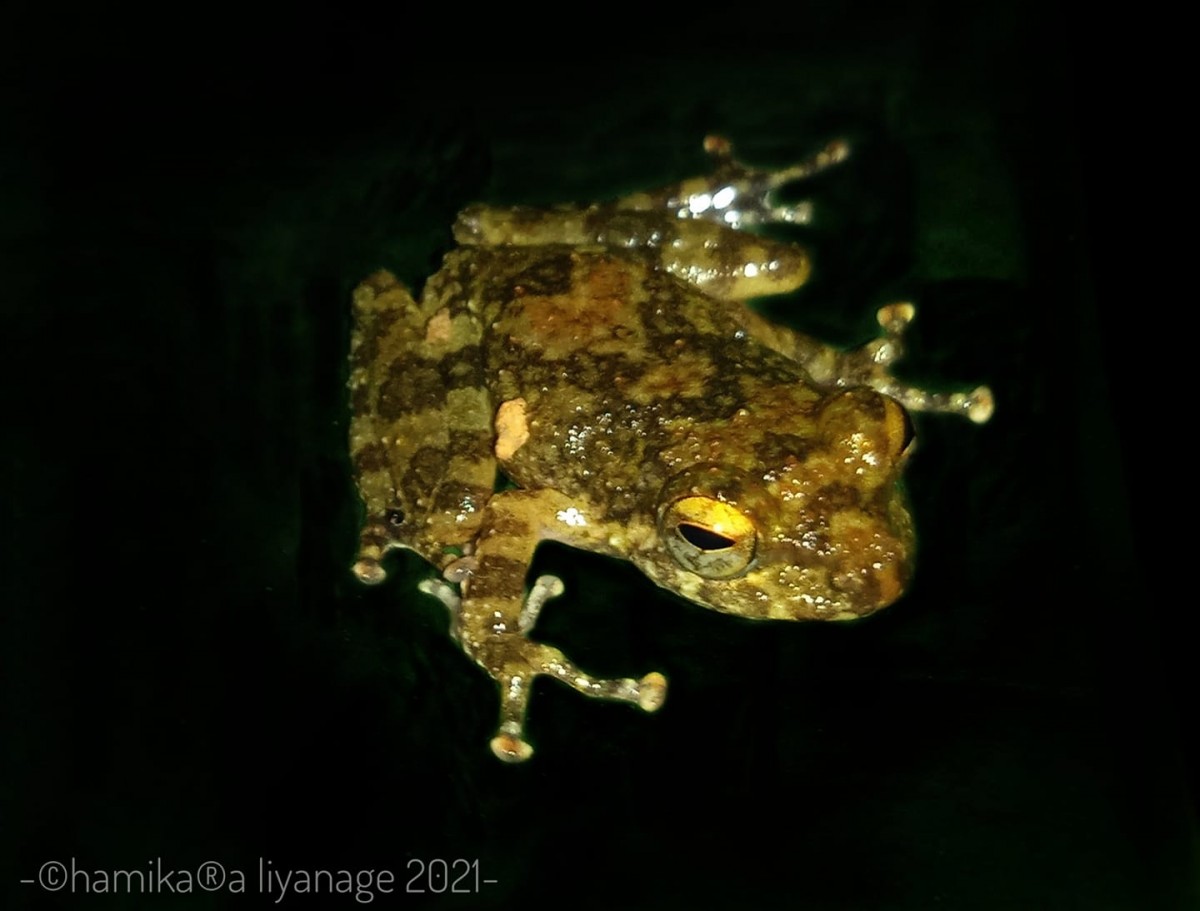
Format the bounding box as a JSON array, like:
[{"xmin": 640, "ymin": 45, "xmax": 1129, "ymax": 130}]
[{"xmin": 3, "ymin": 3, "xmax": 1195, "ymax": 909}]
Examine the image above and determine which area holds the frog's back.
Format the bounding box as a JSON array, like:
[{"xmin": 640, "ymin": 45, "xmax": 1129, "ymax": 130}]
[{"xmin": 463, "ymin": 243, "xmax": 817, "ymax": 519}]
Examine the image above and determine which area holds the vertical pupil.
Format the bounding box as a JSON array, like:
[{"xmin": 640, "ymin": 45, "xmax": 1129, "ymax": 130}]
[{"xmin": 678, "ymin": 523, "xmax": 736, "ymax": 550}]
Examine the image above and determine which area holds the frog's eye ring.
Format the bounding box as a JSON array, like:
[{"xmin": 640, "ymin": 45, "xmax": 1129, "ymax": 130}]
[
  {"xmin": 895, "ymin": 403, "xmax": 916, "ymax": 458},
  {"xmin": 661, "ymin": 497, "xmax": 756, "ymax": 579}
]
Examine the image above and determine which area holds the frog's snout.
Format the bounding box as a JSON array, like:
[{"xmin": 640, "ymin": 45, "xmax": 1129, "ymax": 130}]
[
  {"xmin": 828, "ymin": 545, "xmax": 912, "ymax": 613},
  {"xmin": 453, "ymin": 204, "xmax": 484, "ymax": 241}
]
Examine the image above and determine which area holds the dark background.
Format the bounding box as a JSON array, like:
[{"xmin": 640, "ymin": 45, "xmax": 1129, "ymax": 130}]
[{"xmin": 3, "ymin": 3, "xmax": 1195, "ymax": 909}]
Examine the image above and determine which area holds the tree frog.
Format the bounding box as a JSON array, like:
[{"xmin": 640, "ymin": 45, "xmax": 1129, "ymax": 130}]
[{"xmin": 347, "ymin": 137, "xmax": 993, "ymax": 762}]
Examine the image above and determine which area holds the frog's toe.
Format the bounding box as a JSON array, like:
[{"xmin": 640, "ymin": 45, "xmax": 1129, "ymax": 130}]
[
  {"xmin": 636, "ymin": 671, "xmax": 669, "ymax": 712},
  {"xmin": 769, "ymin": 200, "xmax": 815, "ymax": 225},
  {"xmin": 475, "ymin": 641, "xmax": 667, "ymax": 762},
  {"xmin": 703, "ymin": 134, "xmax": 734, "ymax": 157},
  {"xmin": 352, "ymin": 558, "xmax": 387, "ymax": 585},
  {"xmin": 704, "ymin": 135, "xmax": 850, "ymax": 184},
  {"xmin": 876, "ymin": 301, "xmax": 916, "ymax": 333},
  {"xmin": 966, "ymin": 385, "xmax": 995, "ymax": 424},
  {"xmin": 884, "ymin": 382, "xmax": 997, "ymax": 423},
  {"xmin": 870, "ymin": 302, "xmax": 916, "ymax": 364},
  {"xmin": 490, "ymin": 727, "xmax": 534, "ymax": 763},
  {"xmin": 752, "ymin": 139, "xmax": 850, "ymax": 226}
]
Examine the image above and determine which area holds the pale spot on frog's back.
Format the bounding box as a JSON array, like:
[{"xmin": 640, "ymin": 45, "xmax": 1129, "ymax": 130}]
[
  {"xmin": 494, "ymin": 398, "xmax": 530, "ymax": 461},
  {"xmin": 424, "ymin": 308, "xmax": 452, "ymax": 344}
]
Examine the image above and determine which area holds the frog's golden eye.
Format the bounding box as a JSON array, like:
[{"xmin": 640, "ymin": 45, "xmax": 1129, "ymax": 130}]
[{"xmin": 661, "ymin": 496, "xmax": 756, "ymax": 579}]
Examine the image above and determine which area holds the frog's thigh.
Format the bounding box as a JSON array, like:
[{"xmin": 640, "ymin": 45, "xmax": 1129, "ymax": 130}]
[
  {"xmin": 349, "ymin": 270, "xmax": 421, "ymax": 582},
  {"xmin": 655, "ymin": 217, "xmax": 810, "ymax": 301},
  {"xmin": 456, "ymin": 489, "xmax": 665, "ymax": 762},
  {"xmin": 349, "ymin": 270, "xmax": 497, "ymax": 581}
]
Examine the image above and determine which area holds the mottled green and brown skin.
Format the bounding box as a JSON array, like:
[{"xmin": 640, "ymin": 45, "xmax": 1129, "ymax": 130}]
[{"xmin": 349, "ymin": 138, "xmax": 993, "ymax": 762}]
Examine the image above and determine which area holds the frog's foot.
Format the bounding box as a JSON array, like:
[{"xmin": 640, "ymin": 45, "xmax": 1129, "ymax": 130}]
[
  {"xmin": 837, "ymin": 303, "xmax": 994, "ymax": 424},
  {"xmin": 489, "ymin": 673, "xmax": 669, "ymax": 763},
  {"xmin": 456, "ymin": 488, "xmax": 669, "ymax": 761},
  {"xmin": 485, "ymin": 640, "xmax": 668, "ymax": 763},
  {"xmin": 653, "ymin": 135, "xmax": 851, "ymax": 230}
]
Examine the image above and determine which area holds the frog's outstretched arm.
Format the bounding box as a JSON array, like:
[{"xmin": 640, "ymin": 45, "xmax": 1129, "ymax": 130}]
[
  {"xmin": 736, "ymin": 303, "xmax": 995, "ymax": 424},
  {"xmin": 446, "ymin": 488, "xmax": 667, "ymax": 762},
  {"xmin": 609, "ymin": 135, "xmax": 987, "ymax": 423}
]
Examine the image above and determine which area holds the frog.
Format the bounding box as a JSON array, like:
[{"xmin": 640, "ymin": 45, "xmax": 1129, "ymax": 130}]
[{"xmin": 347, "ymin": 136, "xmax": 993, "ymax": 762}]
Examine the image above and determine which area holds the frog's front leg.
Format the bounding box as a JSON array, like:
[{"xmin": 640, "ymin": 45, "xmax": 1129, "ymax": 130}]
[
  {"xmin": 449, "ymin": 489, "xmax": 666, "ymax": 762},
  {"xmin": 738, "ymin": 303, "xmax": 994, "ymax": 423}
]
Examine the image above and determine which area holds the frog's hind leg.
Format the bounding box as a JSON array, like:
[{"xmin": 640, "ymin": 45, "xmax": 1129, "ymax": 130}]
[
  {"xmin": 348, "ymin": 269, "xmax": 497, "ymax": 581},
  {"xmin": 455, "ymin": 203, "xmax": 815, "ymax": 304},
  {"xmin": 615, "ymin": 135, "xmax": 850, "ymax": 300},
  {"xmin": 453, "ymin": 489, "xmax": 667, "ymax": 762},
  {"xmin": 453, "ymin": 137, "xmax": 850, "ymax": 305}
]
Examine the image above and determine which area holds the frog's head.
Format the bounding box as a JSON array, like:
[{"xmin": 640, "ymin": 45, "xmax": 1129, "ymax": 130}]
[{"xmin": 640, "ymin": 388, "xmax": 916, "ymax": 622}]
